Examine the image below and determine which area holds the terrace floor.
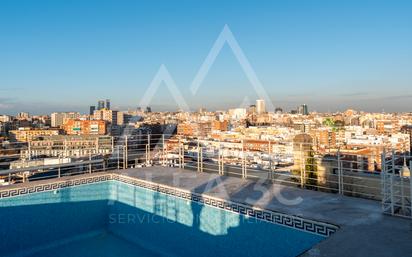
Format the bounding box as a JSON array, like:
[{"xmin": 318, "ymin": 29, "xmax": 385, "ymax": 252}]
[
  {"xmin": 3, "ymin": 166, "xmax": 412, "ymax": 257},
  {"xmin": 117, "ymin": 167, "xmax": 412, "ymax": 257}
]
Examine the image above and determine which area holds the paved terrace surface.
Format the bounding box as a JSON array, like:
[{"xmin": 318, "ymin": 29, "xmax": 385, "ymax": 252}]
[
  {"xmin": 117, "ymin": 167, "xmax": 412, "ymax": 257},
  {"xmin": 2, "ymin": 167, "xmax": 412, "ymax": 257}
]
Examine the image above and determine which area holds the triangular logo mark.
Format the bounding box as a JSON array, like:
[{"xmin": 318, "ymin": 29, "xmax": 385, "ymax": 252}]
[
  {"xmin": 190, "ymin": 24, "xmax": 274, "ymax": 111},
  {"xmin": 139, "ymin": 64, "xmax": 190, "ymax": 112}
]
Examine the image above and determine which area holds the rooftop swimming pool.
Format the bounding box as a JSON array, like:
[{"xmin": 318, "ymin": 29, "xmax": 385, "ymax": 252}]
[{"xmin": 0, "ymin": 175, "xmax": 336, "ymax": 257}]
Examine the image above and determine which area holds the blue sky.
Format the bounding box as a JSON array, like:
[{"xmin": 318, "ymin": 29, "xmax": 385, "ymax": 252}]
[{"xmin": 0, "ymin": 0, "xmax": 411, "ymax": 114}]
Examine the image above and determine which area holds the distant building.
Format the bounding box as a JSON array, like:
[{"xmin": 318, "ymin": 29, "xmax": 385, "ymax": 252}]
[
  {"xmin": 0, "ymin": 121, "xmax": 13, "ymax": 137},
  {"xmin": 51, "ymin": 113, "xmax": 64, "ymax": 128},
  {"xmin": 228, "ymin": 108, "xmax": 247, "ymax": 120},
  {"xmin": 0, "ymin": 115, "xmax": 13, "ymax": 123},
  {"xmin": 93, "ymin": 109, "xmax": 118, "ymax": 125},
  {"xmin": 63, "ymin": 119, "xmax": 107, "ymax": 135},
  {"xmin": 105, "ymin": 99, "xmax": 111, "ymax": 110},
  {"xmin": 21, "ymin": 135, "xmax": 113, "ymax": 159},
  {"xmin": 298, "ymin": 104, "xmax": 309, "ymax": 115},
  {"xmin": 377, "ymin": 120, "xmax": 399, "ymax": 135},
  {"xmin": 256, "ymin": 99, "xmax": 266, "ymax": 114},
  {"xmin": 89, "ymin": 106, "xmax": 96, "ymax": 115},
  {"xmin": 248, "ymin": 105, "xmax": 256, "ymax": 114},
  {"xmin": 9, "ymin": 128, "xmax": 60, "ymax": 142},
  {"xmin": 51, "ymin": 112, "xmax": 80, "ymax": 128},
  {"xmin": 146, "ymin": 106, "xmax": 152, "ymax": 113},
  {"xmin": 10, "ymin": 157, "xmax": 72, "ymax": 170},
  {"xmin": 292, "ymin": 133, "xmax": 314, "ymax": 172},
  {"xmin": 97, "ymin": 100, "xmax": 105, "ymax": 110},
  {"xmin": 312, "ymin": 128, "xmax": 336, "ymax": 151},
  {"xmin": 275, "ymin": 107, "xmax": 283, "ymax": 114},
  {"xmin": 117, "ymin": 112, "xmax": 124, "ymax": 126},
  {"xmin": 401, "ymin": 125, "xmax": 412, "ymax": 152},
  {"xmin": 17, "ymin": 112, "xmax": 30, "ymax": 120},
  {"xmin": 177, "ymin": 123, "xmax": 194, "ymax": 136},
  {"xmin": 177, "ymin": 122, "xmax": 212, "ymax": 137},
  {"xmin": 212, "ymin": 120, "xmax": 229, "ymax": 132}
]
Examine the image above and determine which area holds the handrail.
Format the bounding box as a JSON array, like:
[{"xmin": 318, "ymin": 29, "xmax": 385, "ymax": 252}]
[{"xmin": 0, "ymin": 159, "xmax": 104, "ymax": 176}]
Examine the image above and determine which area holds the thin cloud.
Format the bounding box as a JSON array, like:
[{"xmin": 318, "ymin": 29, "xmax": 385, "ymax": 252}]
[
  {"xmin": 0, "ymin": 98, "xmax": 15, "ymax": 109},
  {"xmin": 0, "ymin": 87, "xmax": 24, "ymax": 92},
  {"xmin": 339, "ymin": 92, "xmax": 369, "ymax": 97},
  {"xmin": 376, "ymin": 95, "xmax": 412, "ymax": 100}
]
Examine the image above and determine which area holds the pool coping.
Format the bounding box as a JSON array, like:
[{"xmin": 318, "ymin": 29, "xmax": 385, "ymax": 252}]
[{"xmin": 0, "ymin": 172, "xmax": 337, "ymax": 238}]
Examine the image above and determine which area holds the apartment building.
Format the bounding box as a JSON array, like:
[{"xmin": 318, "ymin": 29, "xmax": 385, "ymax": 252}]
[
  {"xmin": 63, "ymin": 119, "xmax": 107, "ymax": 135},
  {"xmin": 9, "ymin": 128, "xmax": 60, "ymax": 142}
]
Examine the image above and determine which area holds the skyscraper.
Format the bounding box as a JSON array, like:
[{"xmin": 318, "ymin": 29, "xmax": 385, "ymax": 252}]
[
  {"xmin": 256, "ymin": 99, "xmax": 266, "ymax": 114},
  {"xmin": 298, "ymin": 104, "xmax": 309, "ymax": 115},
  {"xmin": 89, "ymin": 106, "xmax": 96, "ymax": 115},
  {"xmin": 105, "ymin": 99, "xmax": 111, "ymax": 110},
  {"xmin": 97, "ymin": 100, "xmax": 105, "ymax": 110},
  {"xmin": 303, "ymin": 104, "xmax": 308, "ymax": 115}
]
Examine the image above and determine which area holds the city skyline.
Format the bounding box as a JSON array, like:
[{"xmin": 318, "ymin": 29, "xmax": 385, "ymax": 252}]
[
  {"xmin": 1, "ymin": 0, "xmax": 412, "ymax": 114},
  {"xmin": 2, "ymin": 1, "xmax": 412, "ymax": 256},
  {"xmin": 1, "ymin": 97, "xmax": 412, "ymax": 116}
]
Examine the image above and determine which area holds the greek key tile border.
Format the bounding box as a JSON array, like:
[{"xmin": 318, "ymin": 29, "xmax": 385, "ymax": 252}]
[
  {"xmin": 112, "ymin": 174, "xmax": 339, "ymax": 237},
  {"xmin": 0, "ymin": 173, "xmax": 338, "ymax": 237},
  {"xmin": 0, "ymin": 174, "xmax": 112, "ymax": 198}
]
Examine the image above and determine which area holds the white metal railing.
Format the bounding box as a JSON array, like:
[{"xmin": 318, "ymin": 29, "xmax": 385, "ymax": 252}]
[
  {"xmin": 1, "ymin": 134, "xmax": 411, "ymax": 213},
  {"xmin": 381, "ymin": 150, "xmax": 412, "ymax": 218}
]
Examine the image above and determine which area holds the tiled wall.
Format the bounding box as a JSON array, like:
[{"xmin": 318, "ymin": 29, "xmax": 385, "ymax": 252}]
[{"xmin": 0, "ymin": 173, "xmax": 338, "ymax": 237}]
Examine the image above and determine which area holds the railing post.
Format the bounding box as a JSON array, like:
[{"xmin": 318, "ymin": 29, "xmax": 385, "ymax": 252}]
[
  {"xmin": 337, "ymin": 149, "xmax": 342, "ymax": 195},
  {"xmin": 410, "ymin": 160, "xmax": 412, "ymax": 218},
  {"xmin": 218, "ymin": 143, "xmax": 221, "ymax": 175},
  {"xmin": 111, "ymin": 136, "xmax": 114, "ymax": 153},
  {"xmin": 58, "ymin": 155, "xmax": 61, "ymax": 178},
  {"xmin": 145, "ymin": 144, "xmax": 149, "ymax": 165},
  {"xmin": 268, "ymin": 141, "xmax": 272, "ymax": 180},
  {"xmin": 242, "ymin": 140, "xmax": 246, "ymax": 179},
  {"xmin": 124, "ymin": 136, "xmax": 128, "ymax": 169},
  {"xmin": 117, "ymin": 145, "xmax": 120, "ymax": 170},
  {"xmin": 303, "ymin": 147, "xmax": 307, "ymax": 188},
  {"xmin": 400, "ymin": 155, "xmax": 406, "ymax": 215},
  {"xmin": 197, "ymin": 140, "xmax": 200, "ymax": 172},
  {"xmin": 28, "ymin": 141, "xmax": 31, "ymax": 161},
  {"xmin": 200, "ymin": 144, "xmax": 203, "ymax": 173},
  {"xmin": 178, "ymin": 138, "xmax": 182, "ymax": 168},
  {"xmin": 95, "ymin": 137, "xmax": 99, "ymax": 154},
  {"xmin": 162, "ymin": 134, "xmax": 166, "ymax": 166},
  {"xmin": 147, "ymin": 134, "xmax": 151, "ymax": 165},
  {"xmin": 181, "ymin": 140, "xmax": 185, "ymax": 169},
  {"xmin": 221, "ymin": 143, "xmax": 224, "ymax": 175},
  {"xmin": 390, "ymin": 150, "xmax": 395, "ymax": 215},
  {"xmin": 64, "ymin": 139, "xmax": 67, "ymax": 157},
  {"xmin": 300, "ymin": 144, "xmax": 304, "ymax": 188},
  {"xmin": 218, "ymin": 142, "xmax": 224, "ymax": 175},
  {"xmin": 89, "ymin": 152, "xmax": 92, "ymax": 173},
  {"xmin": 381, "ymin": 151, "xmax": 386, "ymax": 211}
]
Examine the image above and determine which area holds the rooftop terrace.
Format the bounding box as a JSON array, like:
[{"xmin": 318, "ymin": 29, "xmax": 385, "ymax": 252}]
[{"xmin": 2, "ymin": 166, "xmax": 411, "ymax": 257}]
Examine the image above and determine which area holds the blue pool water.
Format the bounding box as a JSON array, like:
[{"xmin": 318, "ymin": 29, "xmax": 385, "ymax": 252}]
[{"xmin": 0, "ymin": 181, "xmax": 324, "ymax": 257}]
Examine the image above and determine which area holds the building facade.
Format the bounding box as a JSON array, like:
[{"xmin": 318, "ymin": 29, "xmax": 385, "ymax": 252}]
[
  {"xmin": 9, "ymin": 128, "xmax": 60, "ymax": 142},
  {"xmin": 63, "ymin": 119, "xmax": 107, "ymax": 135}
]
